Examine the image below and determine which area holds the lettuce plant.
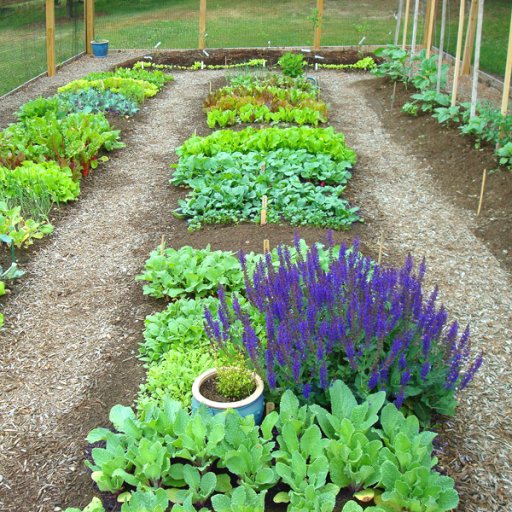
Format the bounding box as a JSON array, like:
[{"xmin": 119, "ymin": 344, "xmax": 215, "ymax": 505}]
[
  {"xmin": 206, "ymin": 237, "xmax": 483, "ymax": 421},
  {"xmin": 278, "ymin": 52, "xmax": 306, "ymax": 77},
  {"xmin": 211, "ymin": 485, "xmax": 266, "ymax": 512}
]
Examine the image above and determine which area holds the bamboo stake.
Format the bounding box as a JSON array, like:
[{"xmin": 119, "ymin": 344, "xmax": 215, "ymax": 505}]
[
  {"xmin": 423, "ymin": 0, "xmax": 433, "ymax": 47},
  {"xmin": 198, "ymin": 0, "xmax": 207, "ymax": 50},
  {"xmin": 451, "ymin": 0, "xmax": 466, "ymax": 106},
  {"xmin": 425, "ymin": 0, "xmax": 437, "ymax": 58},
  {"xmin": 46, "ymin": 0, "xmax": 56, "ymax": 76},
  {"xmin": 263, "ymin": 239, "xmax": 270, "ymax": 253},
  {"xmin": 436, "ymin": 0, "xmax": 448, "ymax": 93},
  {"xmin": 477, "ymin": 168, "xmax": 487, "ymax": 216},
  {"xmin": 470, "ymin": 0, "xmax": 485, "ymax": 118},
  {"xmin": 501, "ymin": 9, "xmax": 512, "ymax": 115},
  {"xmin": 313, "ymin": 0, "xmax": 324, "ymax": 50},
  {"xmin": 402, "ymin": 0, "xmax": 411, "ymax": 49},
  {"xmin": 261, "ymin": 195, "xmax": 268, "ymax": 226},
  {"xmin": 462, "ymin": 0, "xmax": 478, "ymax": 75},
  {"xmin": 394, "ymin": 0, "xmax": 404, "ymax": 45}
]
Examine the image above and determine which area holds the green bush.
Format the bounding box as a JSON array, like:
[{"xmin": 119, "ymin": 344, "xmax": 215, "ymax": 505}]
[{"xmin": 278, "ymin": 52, "xmax": 306, "ymax": 77}]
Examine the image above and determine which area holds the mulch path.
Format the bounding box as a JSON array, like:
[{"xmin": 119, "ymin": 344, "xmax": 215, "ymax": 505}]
[{"xmin": 0, "ymin": 52, "xmax": 510, "ymax": 512}]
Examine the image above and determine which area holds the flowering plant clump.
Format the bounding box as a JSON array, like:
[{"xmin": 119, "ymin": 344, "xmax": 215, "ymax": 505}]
[{"xmin": 205, "ymin": 236, "xmax": 483, "ymax": 422}]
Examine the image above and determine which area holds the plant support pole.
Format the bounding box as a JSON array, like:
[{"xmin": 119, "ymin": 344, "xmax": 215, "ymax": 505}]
[
  {"xmin": 470, "ymin": 0, "xmax": 485, "ymax": 118},
  {"xmin": 46, "ymin": 0, "xmax": 56, "ymax": 76},
  {"xmin": 85, "ymin": 0, "xmax": 95, "ymax": 55},
  {"xmin": 198, "ymin": 0, "xmax": 207, "ymax": 50},
  {"xmin": 462, "ymin": 0, "xmax": 478, "ymax": 75},
  {"xmin": 451, "ymin": 0, "xmax": 466, "ymax": 106},
  {"xmin": 313, "ymin": 0, "xmax": 324, "ymax": 50},
  {"xmin": 501, "ymin": 8, "xmax": 512, "ymax": 115},
  {"xmin": 425, "ymin": 0, "xmax": 437, "ymax": 58},
  {"xmin": 394, "ymin": 0, "xmax": 404, "ymax": 45},
  {"xmin": 436, "ymin": 0, "xmax": 448, "ymax": 93},
  {"xmin": 410, "ymin": 0, "xmax": 420, "ymax": 57},
  {"xmin": 402, "ymin": 0, "xmax": 411, "ymax": 49}
]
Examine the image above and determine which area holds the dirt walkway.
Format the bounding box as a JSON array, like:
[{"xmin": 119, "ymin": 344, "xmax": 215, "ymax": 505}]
[{"xmin": 321, "ymin": 71, "xmax": 512, "ymax": 512}]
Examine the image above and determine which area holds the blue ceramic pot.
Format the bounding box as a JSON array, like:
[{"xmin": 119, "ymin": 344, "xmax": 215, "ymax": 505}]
[
  {"xmin": 91, "ymin": 40, "xmax": 109, "ymax": 58},
  {"xmin": 191, "ymin": 368, "xmax": 265, "ymax": 425}
]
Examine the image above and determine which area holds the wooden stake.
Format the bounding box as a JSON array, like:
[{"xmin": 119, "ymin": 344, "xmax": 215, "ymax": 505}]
[
  {"xmin": 451, "ymin": 0, "xmax": 466, "ymax": 106},
  {"xmin": 394, "ymin": 0, "xmax": 404, "ymax": 45},
  {"xmin": 424, "ymin": 0, "xmax": 437, "ymax": 58},
  {"xmin": 313, "ymin": 0, "xmax": 324, "ymax": 50},
  {"xmin": 209, "ymin": 81, "xmax": 212, "ymax": 93},
  {"xmin": 423, "ymin": 0, "xmax": 433, "ymax": 47},
  {"xmin": 391, "ymin": 81, "xmax": 398, "ymax": 108},
  {"xmin": 501, "ymin": 9, "xmax": 512, "ymax": 115},
  {"xmin": 401, "ymin": 0, "xmax": 411, "ymax": 49},
  {"xmin": 409, "ymin": 0, "xmax": 420, "ymax": 68},
  {"xmin": 263, "ymin": 239, "xmax": 270, "ymax": 253},
  {"xmin": 377, "ymin": 234, "xmax": 384, "ymax": 265},
  {"xmin": 261, "ymin": 195, "xmax": 268, "ymax": 226},
  {"xmin": 462, "ymin": 0, "xmax": 478, "ymax": 75},
  {"xmin": 477, "ymin": 168, "xmax": 487, "ymax": 216},
  {"xmin": 159, "ymin": 235, "xmax": 166, "ymax": 254},
  {"xmin": 436, "ymin": 0, "xmax": 448, "ymax": 93},
  {"xmin": 470, "ymin": 0, "xmax": 485, "ymax": 118},
  {"xmin": 46, "ymin": 0, "xmax": 56, "ymax": 76},
  {"xmin": 198, "ymin": 0, "xmax": 207, "ymax": 50}
]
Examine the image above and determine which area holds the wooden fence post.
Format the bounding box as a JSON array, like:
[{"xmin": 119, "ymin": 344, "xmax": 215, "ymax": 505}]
[
  {"xmin": 424, "ymin": 0, "xmax": 437, "ymax": 58},
  {"xmin": 462, "ymin": 0, "xmax": 478, "ymax": 75},
  {"xmin": 46, "ymin": 0, "xmax": 56, "ymax": 76},
  {"xmin": 451, "ymin": 0, "xmax": 465, "ymax": 106},
  {"xmin": 401, "ymin": 0, "xmax": 410, "ymax": 49},
  {"xmin": 85, "ymin": 0, "xmax": 95, "ymax": 55},
  {"xmin": 501, "ymin": 9, "xmax": 512, "ymax": 115},
  {"xmin": 198, "ymin": 0, "xmax": 207, "ymax": 50},
  {"xmin": 313, "ymin": 0, "xmax": 324, "ymax": 50}
]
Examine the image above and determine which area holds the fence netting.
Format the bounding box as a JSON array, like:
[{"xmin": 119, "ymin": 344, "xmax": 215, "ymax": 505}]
[{"xmin": 0, "ymin": 0, "xmax": 83, "ymax": 97}]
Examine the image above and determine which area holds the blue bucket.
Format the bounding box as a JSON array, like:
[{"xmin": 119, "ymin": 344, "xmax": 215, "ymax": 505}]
[{"xmin": 91, "ymin": 40, "xmax": 109, "ymax": 58}]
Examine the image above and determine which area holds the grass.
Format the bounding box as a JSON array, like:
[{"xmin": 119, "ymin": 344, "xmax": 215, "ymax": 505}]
[{"xmin": 0, "ymin": 0, "xmax": 509, "ymax": 96}]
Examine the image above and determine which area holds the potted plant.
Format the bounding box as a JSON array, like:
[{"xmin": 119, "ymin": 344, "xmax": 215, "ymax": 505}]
[
  {"xmin": 91, "ymin": 39, "xmax": 109, "ymax": 58},
  {"xmin": 191, "ymin": 364, "xmax": 265, "ymax": 424}
]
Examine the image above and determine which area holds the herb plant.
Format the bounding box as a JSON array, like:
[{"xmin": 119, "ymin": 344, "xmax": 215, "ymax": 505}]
[{"xmin": 216, "ymin": 366, "xmax": 256, "ymax": 400}]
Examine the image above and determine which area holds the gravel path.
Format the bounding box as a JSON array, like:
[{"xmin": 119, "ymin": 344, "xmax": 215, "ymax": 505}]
[
  {"xmin": 321, "ymin": 71, "xmax": 512, "ymax": 512},
  {"xmin": 0, "ymin": 64, "xmax": 223, "ymax": 512}
]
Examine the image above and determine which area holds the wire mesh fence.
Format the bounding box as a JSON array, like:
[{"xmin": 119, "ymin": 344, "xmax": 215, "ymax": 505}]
[{"xmin": 0, "ymin": 0, "xmax": 84, "ymax": 97}]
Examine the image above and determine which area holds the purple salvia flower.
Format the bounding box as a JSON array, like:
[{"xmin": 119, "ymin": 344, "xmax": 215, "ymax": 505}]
[
  {"xmin": 302, "ymin": 383, "xmax": 312, "ymax": 400},
  {"xmin": 368, "ymin": 370, "xmax": 379, "ymax": 390},
  {"xmin": 459, "ymin": 353, "xmax": 483, "ymax": 390},
  {"xmin": 394, "ymin": 389, "xmax": 405, "ymax": 408},
  {"xmin": 421, "ymin": 362, "xmax": 431, "ymax": 381},
  {"xmin": 319, "ymin": 362, "xmax": 328, "ymax": 389}
]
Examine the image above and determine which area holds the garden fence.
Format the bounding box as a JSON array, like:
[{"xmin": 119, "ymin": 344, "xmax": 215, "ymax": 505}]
[{"xmin": 0, "ymin": 0, "xmax": 509, "ymax": 98}]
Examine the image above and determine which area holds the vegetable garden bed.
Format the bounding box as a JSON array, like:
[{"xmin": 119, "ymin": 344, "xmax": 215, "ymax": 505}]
[{"xmin": 0, "ymin": 50, "xmax": 510, "ymax": 512}]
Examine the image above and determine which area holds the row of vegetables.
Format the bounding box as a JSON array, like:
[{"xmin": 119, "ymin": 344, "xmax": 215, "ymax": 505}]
[
  {"xmin": 0, "ymin": 66, "xmax": 173, "ymax": 326},
  {"xmin": 64, "ymin": 55, "xmax": 481, "ymax": 512}
]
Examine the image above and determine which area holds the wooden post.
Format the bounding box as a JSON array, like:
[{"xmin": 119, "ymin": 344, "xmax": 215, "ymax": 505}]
[
  {"xmin": 477, "ymin": 168, "xmax": 487, "ymax": 216},
  {"xmin": 198, "ymin": 0, "xmax": 207, "ymax": 50},
  {"xmin": 462, "ymin": 0, "xmax": 478, "ymax": 75},
  {"xmin": 260, "ymin": 195, "xmax": 268, "ymax": 226},
  {"xmin": 501, "ymin": 9, "xmax": 512, "ymax": 115},
  {"xmin": 85, "ymin": 0, "xmax": 94, "ymax": 55},
  {"xmin": 263, "ymin": 239, "xmax": 270, "ymax": 253},
  {"xmin": 313, "ymin": 0, "xmax": 324, "ymax": 50},
  {"xmin": 470, "ymin": 0, "xmax": 485, "ymax": 118},
  {"xmin": 394, "ymin": 0, "xmax": 404, "ymax": 45},
  {"xmin": 424, "ymin": 0, "xmax": 437, "ymax": 58},
  {"xmin": 401, "ymin": 0, "xmax": 411, "ymax": 49},
  {"xmin": 46, "ymin": 0, "xmax": 56, "ymax": 76},
  {"xmin": 436, "ymin": 0, "xmax": 448, "ymax": 93},
  {"xmin": 451, "ymin": 0, "xmax": 466, "ymax": 106}
]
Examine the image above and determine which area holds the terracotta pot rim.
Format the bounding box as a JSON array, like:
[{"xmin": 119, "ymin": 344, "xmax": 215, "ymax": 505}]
[{"xmin": 192, "ymin": 368, "xmax": 264, "ymax": 409}]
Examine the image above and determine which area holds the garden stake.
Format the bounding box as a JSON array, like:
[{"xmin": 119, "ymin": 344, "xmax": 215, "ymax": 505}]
[
  {"xmin": 391, "ymin": 81, "xmax": 398, "ymax": 109},
  {"xmin": 425, "ymin": 0, "xmax": 437, "ymax": 58},
  {"xmin": 501, "ymin": 8, "xmax": 512, "ymax": 116},
  {"xmin": 477, "ymin": 168, "xmax": 487, "ymax": 217},
  {"xmin": 159, "ymin": 235, "xmax": 166, "ymax": 255},
  {"xmin": 209, "ymin": 81, "xmax": 212, "ymax": 93},
  {"xmin": 436, "ymin": 0, "xmax": 448, "ymax": 94},
  {"xmin": 394, "ymin": 0, "xmax": 404, "ymax": 46},
  {"xmin": 261, "ymin": 195, "xmax": 268, "ymax": 225},
  {"xmin": 409, "ymin": 0, "xmax": 420, "ymax": 77},
  {"xmin": 377, "ymin": 233, "xmax": 384, "ymax": 265},
  {"xmin": 451, "ymin": 0, "xmax": 466, "ymax": 106},
  {"xmin": 201, "ymin": 61, "xmax": 204, "ymax": 70},
  {"xmin": 470, "ymin": 0, "xmax": 485, "ymax": 118},
  {"xmin": 401, "ymin": 0, "xmax": 410, "ymax": 50},
  {"xmin": 263, "ymin": 239, "xmax": 270, "ymax": 253}
]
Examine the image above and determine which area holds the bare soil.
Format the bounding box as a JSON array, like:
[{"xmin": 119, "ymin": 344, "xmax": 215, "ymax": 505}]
[{"xmin": 0, "ymin": 53, "xmax": 510, "ymax": 512}]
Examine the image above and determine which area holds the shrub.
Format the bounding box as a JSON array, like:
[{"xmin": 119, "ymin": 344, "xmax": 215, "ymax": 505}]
[
  {"xmin": 278, "ymin": 52, "xmax": 306, "ymax": 77},
  {"xmin": 205, "ymin": 238, "xmax": 483, "ymax": 422}
]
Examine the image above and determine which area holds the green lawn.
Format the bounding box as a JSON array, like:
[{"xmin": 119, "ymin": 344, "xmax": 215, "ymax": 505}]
[{"xmin": 0, "ymin": 0, "xmax": 509, "ymax": 96}]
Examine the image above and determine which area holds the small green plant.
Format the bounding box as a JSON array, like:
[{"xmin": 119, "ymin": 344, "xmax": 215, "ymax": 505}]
[
  {"xmin": 497, "ymin": 142, "xmax": 512, "ymax": 170},
  {"xmin": 64, "ymin": 497, "xmax": 105, "ymax": 512},
  {"xmin": 372, "ymin": 45, "xmax": 410, "ymax": 82},
  {"xmin": 278, "ymin": 52, "xmax": 306, "ymax": 78},
  {"xmin": 211, "ymin": 486, "xmax": 266, "ymax": 512},
  {"xmin": 216, "ymin": 365, "xmax": 256, "ymax": 401}
]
